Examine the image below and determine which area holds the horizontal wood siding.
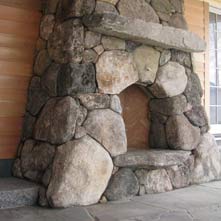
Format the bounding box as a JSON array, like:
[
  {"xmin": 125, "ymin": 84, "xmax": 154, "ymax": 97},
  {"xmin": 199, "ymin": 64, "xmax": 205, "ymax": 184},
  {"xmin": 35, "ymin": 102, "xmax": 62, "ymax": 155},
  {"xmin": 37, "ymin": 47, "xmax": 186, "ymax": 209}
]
[
  {"xmin": 184, "ymin": 0, "xmax": 210, "ymax": 114},
  {"xmin": 0, "ymin": 2, "xmax": 41, "ymax": 159}
]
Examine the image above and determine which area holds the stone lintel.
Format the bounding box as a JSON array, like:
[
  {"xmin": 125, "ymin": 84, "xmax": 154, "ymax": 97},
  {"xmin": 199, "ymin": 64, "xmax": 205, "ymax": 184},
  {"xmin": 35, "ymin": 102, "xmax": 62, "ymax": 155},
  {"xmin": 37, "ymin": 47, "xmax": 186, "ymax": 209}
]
[{"xmin": 83, "ymin": 13, "xmax": 206, "ymax": 53}]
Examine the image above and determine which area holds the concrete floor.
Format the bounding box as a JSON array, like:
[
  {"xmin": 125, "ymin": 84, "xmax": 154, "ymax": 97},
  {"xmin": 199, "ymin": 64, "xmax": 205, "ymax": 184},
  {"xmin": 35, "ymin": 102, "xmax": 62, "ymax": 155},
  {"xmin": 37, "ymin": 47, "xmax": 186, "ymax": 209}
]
[{"xmin": 1, "ymin": 182, "xmax": 221, "ymax": 221}]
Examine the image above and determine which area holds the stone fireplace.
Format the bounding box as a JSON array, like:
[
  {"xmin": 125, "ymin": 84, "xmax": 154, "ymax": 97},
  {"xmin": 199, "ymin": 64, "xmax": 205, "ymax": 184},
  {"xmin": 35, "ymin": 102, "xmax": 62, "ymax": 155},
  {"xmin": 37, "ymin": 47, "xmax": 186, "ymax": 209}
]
[{"xmin": 13, "ymin": 0, "xmax": 221, "ymax": 208}]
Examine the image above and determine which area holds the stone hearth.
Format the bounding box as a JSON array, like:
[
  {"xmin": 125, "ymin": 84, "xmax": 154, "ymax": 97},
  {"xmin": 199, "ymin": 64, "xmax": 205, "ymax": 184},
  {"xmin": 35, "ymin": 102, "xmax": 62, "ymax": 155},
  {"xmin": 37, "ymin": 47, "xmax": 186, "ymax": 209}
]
[{"xmin": 13, "ymin": 0, "xmax": 221, "ymax": 208}]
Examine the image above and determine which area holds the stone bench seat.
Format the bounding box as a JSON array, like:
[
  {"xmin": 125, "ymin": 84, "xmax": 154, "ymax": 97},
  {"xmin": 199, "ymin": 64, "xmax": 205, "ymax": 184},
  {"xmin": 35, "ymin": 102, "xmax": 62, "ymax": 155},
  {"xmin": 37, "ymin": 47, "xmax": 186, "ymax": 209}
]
[
  {"xmin": 113, "ymin": 149, "xmax": 191, "ymax": 169},
  {"xmin": 83, "ymin": 13, "xmax": 206, "ymax": 53}
]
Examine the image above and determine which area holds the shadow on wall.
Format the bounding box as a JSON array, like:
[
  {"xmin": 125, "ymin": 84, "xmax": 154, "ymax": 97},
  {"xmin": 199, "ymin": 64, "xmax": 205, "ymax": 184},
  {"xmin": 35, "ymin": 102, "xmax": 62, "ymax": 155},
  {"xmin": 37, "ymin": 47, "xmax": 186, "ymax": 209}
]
[{"xmin": 0, "ymin": 160, "xmax": 14, "ymax": 177}]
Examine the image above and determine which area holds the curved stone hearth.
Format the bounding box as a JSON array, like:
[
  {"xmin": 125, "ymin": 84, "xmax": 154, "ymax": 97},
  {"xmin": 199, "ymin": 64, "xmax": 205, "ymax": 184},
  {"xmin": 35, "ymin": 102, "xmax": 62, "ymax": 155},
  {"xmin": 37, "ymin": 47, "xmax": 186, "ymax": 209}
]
[{"xmin": 12, "ymin": 0, "xmax": 221, "ymax": 208}]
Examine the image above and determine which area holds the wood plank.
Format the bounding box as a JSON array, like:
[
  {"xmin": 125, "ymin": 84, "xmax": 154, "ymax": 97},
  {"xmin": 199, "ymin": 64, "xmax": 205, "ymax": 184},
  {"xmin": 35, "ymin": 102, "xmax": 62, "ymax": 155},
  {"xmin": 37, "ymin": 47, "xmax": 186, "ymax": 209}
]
[
  {"xmin": 0, "ymin": 117, "xmax": 23, "ymax": 135},
  {"xmin": 0, "ymin": 75, "xmax": 30, "ymax": 89},
  {"xmin": 0, "ymin": 101, "xmax": 26, "ymax": 117},
  {"xmin": 0, "ymin": 145, "xmax": 18, "ymax": 159}
]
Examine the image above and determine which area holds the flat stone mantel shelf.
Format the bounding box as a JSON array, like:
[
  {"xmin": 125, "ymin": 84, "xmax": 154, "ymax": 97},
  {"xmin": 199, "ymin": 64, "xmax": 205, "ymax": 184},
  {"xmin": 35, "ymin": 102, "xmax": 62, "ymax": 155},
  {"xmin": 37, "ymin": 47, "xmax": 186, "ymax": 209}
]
[
  {"xmin": 83, "ymin": 13, "xmax": 206, "ymax": 53},
  {"xmin": 113, "ymin": 149, "xmax": 191, "ymax": 169}
]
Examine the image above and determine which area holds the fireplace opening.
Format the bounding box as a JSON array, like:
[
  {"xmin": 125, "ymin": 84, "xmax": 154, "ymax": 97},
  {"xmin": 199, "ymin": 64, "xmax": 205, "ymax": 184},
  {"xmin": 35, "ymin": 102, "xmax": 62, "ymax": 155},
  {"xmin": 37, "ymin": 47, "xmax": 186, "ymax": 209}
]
[{"xmin": 119, "ymin": 84, "xmax": 150, "ymax": 150}]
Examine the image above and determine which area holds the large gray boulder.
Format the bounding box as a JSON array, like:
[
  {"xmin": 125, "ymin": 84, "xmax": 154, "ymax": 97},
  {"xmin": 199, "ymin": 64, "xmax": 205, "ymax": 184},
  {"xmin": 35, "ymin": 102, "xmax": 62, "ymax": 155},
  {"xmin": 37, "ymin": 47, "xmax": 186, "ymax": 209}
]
[
  {"xmin": 105, "ymin": 168, "xmax": 139, "ymax": 201},
  {"xmin": 34, "ymin": 97, "xmax": 81, "ymax": 145},
  {"xmin": 47, "ymin": 136, "xmax": 113, "ymax": 207},
  {"xmin": 83, "ymin": 13, "xmax": 206, "ymax": 53},
  {"xmin": 166, "ymin": 115, "xmax": 201, "ymax": 150},
  {"xmin": 48, "ymin": 19, "xmax": 84, "ymax": 64},
  {"xmin": 117, "ymin": 0, "xmax": 159, "ymax": 23},
  {"xmin": 84, "ymin": 109, "xmax": 127, "ymax": 157},
  {"xmin": 132, "ymin": 45, "xmax": 160, "ymax": 84},
  {"xmin": 96, "ymin": 50, "xmax": 138, "ymax": 94},
  {"xmin": 192, "ymin": 133, "xmax": 221, "ymax": 184},
  {"xmin": 135, "ymin": 169, "xmax": 173, "ymax": 194},
  {"xmin": 149, "ymin": 62, "xmax": 187, "ymax": 98},
  {"xmin": 114, "ymin": 150, "xmax": 191, "ymax": 169}
]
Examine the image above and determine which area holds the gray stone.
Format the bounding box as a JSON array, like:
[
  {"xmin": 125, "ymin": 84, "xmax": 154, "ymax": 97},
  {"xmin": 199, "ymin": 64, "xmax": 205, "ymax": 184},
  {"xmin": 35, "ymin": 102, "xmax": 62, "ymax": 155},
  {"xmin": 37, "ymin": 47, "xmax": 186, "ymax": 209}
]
[
  {"xmin": 114, "ymin": 150, "xmax": 191, "ymax": 169},
  {"xmin": 159, "ymin": 50, "xmax": 171, "ymax": 66},
  {"xmin": 135, "ymin": 169, "xmax": 173, "ymax": 194},
  {"xmin": 170, "ymin": 0, "xmax": 184, "ymax": 13},
  {"xmin": 34, "ymin": 97, "xmax": 80, "ymax": 145},
  {"xmin": 83, "ymin": 13, "xmax": 206, "ymax": 53},
  {"xmin": 101, "ymin": 36, "xmax": 126, "ymax": 50},
  {"xmin": 150, "ymin": 112, "xmax": 169, "ymax": 124},
  {"xmin": 149, "ymin": 62, "xmax": 187, "ymax": 98},
  {"xmin": 110, "ymin": 95, "xmax": 122, "ymax": 114},
  {"xmin": 58, "ymin": 0, "xmax": 95, "ymax": 19},
  {"xmin": 36, "ymin": 38, "xmax": 46, "ymax": 51},
  {"xmin": 47, "ymin": 136, "xmax": 113, "ymax": 207},
  {"xmin": 12, "ymin": 159, "xmax": 23, "ymax": 178},
  {"xmin": 48, "ymin": 19, "xmax": 84, "ymax": 64},
  {"xmin": 167, "ymin": 156, "xmax": 194, "ymax": 189},
  {"xmin": 20, "ymin": 140, "xmax": 55, "ymax": 182},
  {"xmin": 184, "ymin": 105, "xmax": 209, "ymax": 128},
  {"xmin": 26, "ymin": 77, "xmax": 49, "ymax": 116},
  {"xmin": 22, "ymin": 112, "xmax": 36, "ymax": 140},
  {"xmin": 0, "ymin": 178, "xmax": 39, "ymax": 209},
  {"xmin": 39, "ymin": 187, "xmax": 49, "ymax": 207},
  {"xmin": 125, "ymin": 41, "xmax": 141, "ymax": 52},
  {"xmin": 85, "ymin": 31, "xmax": 101, "ymax": 49},
  {"xmin": 117, "ymin": 0, "xmax": 159, "ymax": 23},
  {"xmin": 166, "ymin": 115, "xmax": 201, "ymax": 150},
  {"xmin": 168, "ymin": 13, "xmax": 188, "ymax": 30},
  {"xmin": 34, "ymin": 50, "xmax": 51, "ymax": 76},
  {"xmin": 45, "ymin": 0, "xmax": 59, "ymax": 14},
  {"xmin": 40, "ymin": 15, "xmax": 55, "ymax": 40},
  {"xmin": 192, "ymin": 133, "xmax": 221, "ymax": 184},
  {"xmin": 95, "ymin": 1, "xmax": 118, "ymax": 14},
  {"xmin": 93, "ymin": 44, "xmax": 104, "ymax": 55},
  {"xmin": 76, "ymin": 105, "xmax": 88, "ymax": 126},
  {"xmin": 84, "ymin": 109, "xmax": 127, "ymax": 157},
  {"xmin": 58, "ymin": 63, "xmax": 96, "ymax": 96},
  {"xmin": 75, "ymin": 126, "xmax": 87, "ymax": 139},
  {"xmin": 42, "ymin": 167, "xmax": 52, "ymax": 187},
  {"xmin": 96, "ymin": 50, "xmax": 139, "ymax": 94},
  {"xmin": 83, "ymin": 49, "xmax": 98, "ymax": 63},
  {"xmin": 105, "ymin": 168, "xmax": 139, "ymax": 201},
  {"xmin": 184, "ymin": 73, "xmax": 203, "ymax": 106},
  {"xmin": 151, "ymin": 0, "xmax": 175, "ymax": 14},
  {"xmin": 171, "ymin": 50, "xmax": 192, "ymax": 68},
  {"xmin": 149, "ymin": 95, "xmax": 188, "ymax": 116},
  {"xmin": 77, "ymin": 93, "xmax": 110, "ymax": 110},
  {"xmin": 132, "ymin": 45, "xmax": 160, "ymax": 84},
  {"xmin": 41, "ymin": 63, "xmax": 60, "ymax": 97},
  {"xmin": 99, "ymin": 0, "xmax": 119, "ymax": 5},
  {"xmin": 156, "ymin": 11, "xmax": 171, "ymax": 22},
  {"xmin": 149, "ymin": 121, "xmax": 168, "ymax": 149}
]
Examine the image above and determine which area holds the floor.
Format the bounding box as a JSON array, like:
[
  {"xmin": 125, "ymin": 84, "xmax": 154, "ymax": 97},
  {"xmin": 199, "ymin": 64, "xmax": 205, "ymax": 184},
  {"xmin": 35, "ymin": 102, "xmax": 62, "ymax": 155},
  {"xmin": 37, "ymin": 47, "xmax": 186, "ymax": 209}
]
[{"xmin": 1, "ymin": 182, "xmax": 221, "ymax": 221}]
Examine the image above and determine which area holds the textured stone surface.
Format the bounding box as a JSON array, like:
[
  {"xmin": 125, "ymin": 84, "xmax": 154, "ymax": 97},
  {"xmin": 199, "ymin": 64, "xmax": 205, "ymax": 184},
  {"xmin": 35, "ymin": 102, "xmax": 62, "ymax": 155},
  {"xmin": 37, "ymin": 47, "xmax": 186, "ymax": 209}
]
[
  {"xmin": 117, "ymin": 0, "xmax": 159, "ymax": 23},
  {"xmin": 20, "ymin": 140, "xmax": 55, "ymax": 182},
  {"xmin": 83, "ymin": 49, "xmax": 98, "ymax": 63},
  {"xmin": 166, "ymin": 115, "xmax": 201, "ymax": 150},
  {"xmin": 192, "ymin": 133, "xmax": 221, "ymax": 184},
  {"xmin": 94, "ymin": 44, "xmax": 104, "ymax": 55},
  {"xmin": 168, "ymin": 13, "xmax": 188, "ymax": 30},
  {"xmin": 34, "ymin": 97, "xmax": 80, "ymax": 145},
  {"xmin": 45, "ymin": 0, "xmax": 59, "ymax": 13},
  {"xmin": 77, "ymin": 93, "xmax": 110, "ymax": 110},
  {"xmin": 135, "ymin": 169, "xmax": 173, "ymax": 194},
  {"xmin": 0, "ymin": 178, "xmax": 39, "ymax": 209},
  {"xmin": 159, "ymin": 50, "xmax": 171, "ymax": 66},
  {"xmin": 58, "ymin": 0, "xmax": 95, "ymax": 19},
  {"xmin": 95, "ymin": 1, "xmax": 118, "ymax": 14},
  {"xmin": 84, "ymin": 109, "xmax": 127, "ymax": 157},
  {"xmin": 110, "ymin": 95, "xmax": 122, "ymax": 114},
  {"xmin": 132, "ymin": 45, "xmax": 160, "ymax": 84},
  {"xmin": 96, "ymin": 50, "xmax": 138, "ymax": 94},
  {"xmin": 184, "ymin": 73, "xmax": 203, "ymax": 106},
  {"xmin": 150, "ymin": 95, "xmax": 188, "ymax": 116},
  {"xmin": 171, "ymin": 50, "xmax": 192, "ymax": 68},
  {"xmin": 114, "ymin": 150, "xmax": 191, "ymax": 169},
  {"xmin": 85, "ymin": 31, "xmax": 101, "ymax": 49},
  {"xmin": 99, "ymin": 0, "xmax": 119, "ymax": 5},
  {"xmin": 101, "ymin": 36, "xmax": 125, "ymax": 50},
  {"xmin": 41, "ymin": 63, "xmax": 60, "ymax": 97},
  {"xmin": 151, "ymin": 0, "xmax": 175, "ymax": 14},
  {"xmin": 83, "ymin": 13, "xmax": 206, "ymax": 53},
  {"xmin": 26, "ymin": 77, "xmax": 49, "ymax": 116},
  {"xmin": 22, "ymin": 113, "xmax": 36, "ymax": 140},
  {"xmin": 34, "ymin": 50, "xmax": 51, "ymax": 76},
  {"xmin": 105, "ymin": 168, "xmax": 139, "ymax": 201},
  {"xmin": 185, "ymin": 105, "xmax": 209, "ymax": 128},
  {"xmin": 150, "ymin": 62, "xmax": 187, "ymax": 98},
  {"xmin": 58, "ymin": 63, "xmax": 96, "ymax": 96},
  {"xmin": 47, "ymin": 136, "xmax": 113, "ymax": 207},
  {"xmin": 48, "ymin": 19, "xmax": 84, "ymax": 64},
  {"xmin": 40, "ymin": 15, "xmax": 55, "ymax": 40}
]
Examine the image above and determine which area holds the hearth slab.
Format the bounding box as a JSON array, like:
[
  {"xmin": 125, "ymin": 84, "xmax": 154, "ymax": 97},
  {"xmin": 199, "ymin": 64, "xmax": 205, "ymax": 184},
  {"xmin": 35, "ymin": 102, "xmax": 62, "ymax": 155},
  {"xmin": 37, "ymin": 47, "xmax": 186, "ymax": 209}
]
[
  {"xmin": 113, "ymin": 149, "xmax": 191, "ymax": 169},
  {"xmin": 83, "ymin": 13, "xmax": 206, "ymax": 53}
]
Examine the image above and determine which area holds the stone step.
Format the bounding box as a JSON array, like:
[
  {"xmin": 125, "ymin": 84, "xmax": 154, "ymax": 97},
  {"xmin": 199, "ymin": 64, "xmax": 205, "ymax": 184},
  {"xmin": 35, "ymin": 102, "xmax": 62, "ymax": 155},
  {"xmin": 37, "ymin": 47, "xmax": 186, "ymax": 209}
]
[
  {"xmin": 0, "ymin": 178, "xmax": 39, "ymax": 209},
  {"xmin": 83, "ymin": 13, "xmax": 206, "ymax": 53},
  {"xmin": 113, "ymin": 149, "xmax": 191, "ymax": 169}
]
